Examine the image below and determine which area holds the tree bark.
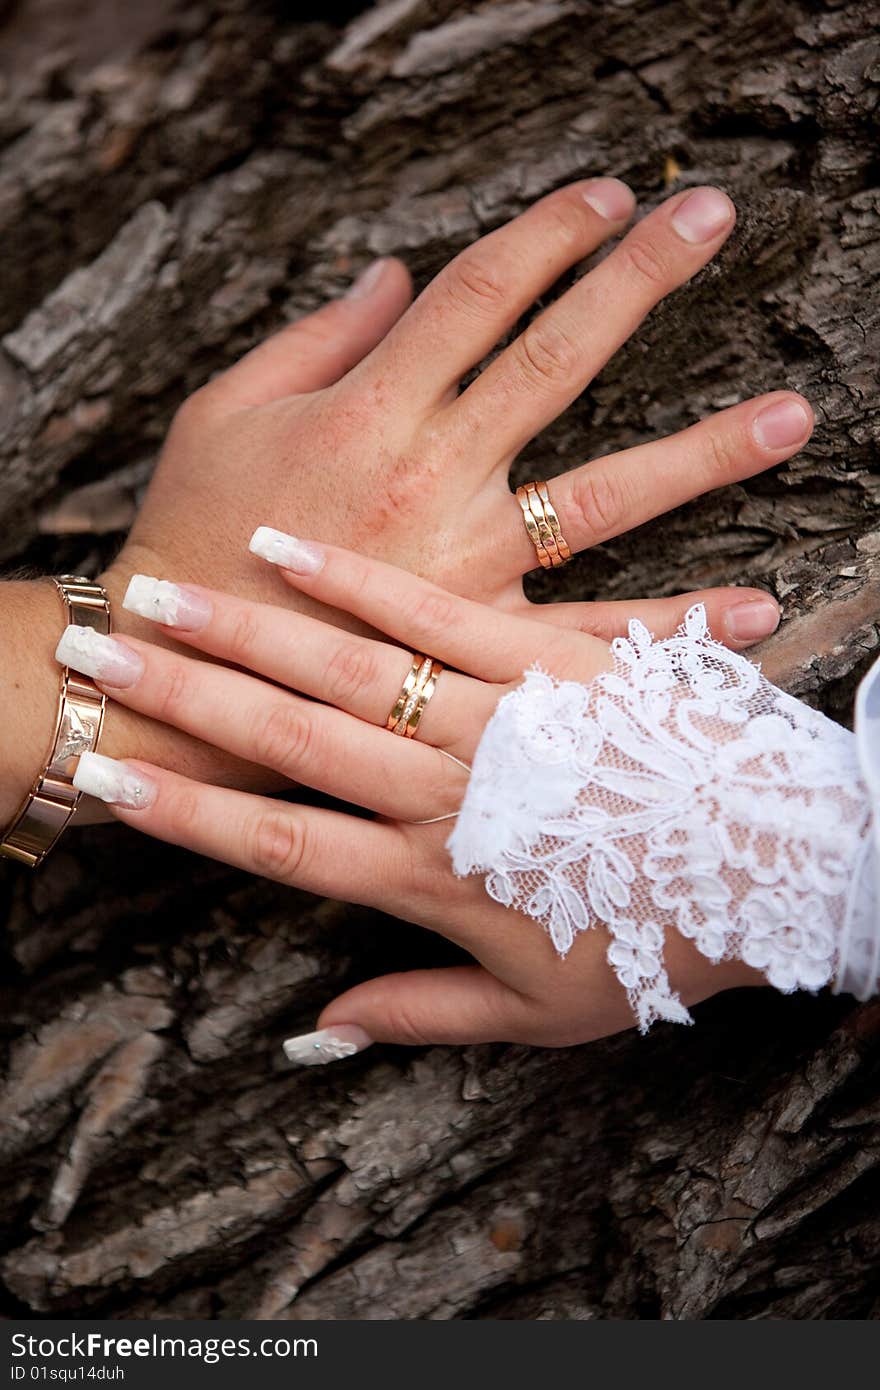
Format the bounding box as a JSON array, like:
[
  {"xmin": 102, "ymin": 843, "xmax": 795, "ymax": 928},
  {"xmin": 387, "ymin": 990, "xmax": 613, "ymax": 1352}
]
[{"xmin": 1, "ymin": 0, "xmax": 879, "ymax": 1320}]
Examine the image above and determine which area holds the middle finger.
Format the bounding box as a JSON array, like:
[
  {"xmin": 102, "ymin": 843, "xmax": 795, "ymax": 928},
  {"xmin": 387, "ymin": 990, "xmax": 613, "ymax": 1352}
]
[
  {"xmin": 455, "ymin": 185, "xmax": 737, "ymax": 464},
  {"xmin": 361, "ymin": 177, "xmax": 636, "ymax": 411}
]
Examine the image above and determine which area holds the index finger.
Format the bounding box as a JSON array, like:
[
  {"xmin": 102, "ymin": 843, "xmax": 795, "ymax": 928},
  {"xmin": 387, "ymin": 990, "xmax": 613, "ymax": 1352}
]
[
  {"xmin": 354, "ymin": 178, "xmax": 635, "ymax": 412},
  {"xmin": 247, "ymin": 526, "xmax": 609, "ymax": 683}
]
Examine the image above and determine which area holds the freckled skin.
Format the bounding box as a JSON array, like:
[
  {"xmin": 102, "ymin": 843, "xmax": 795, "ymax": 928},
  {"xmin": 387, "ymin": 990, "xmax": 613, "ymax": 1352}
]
[{"xmin": 96, "ymin": 183, "xmax": 805, "ymax": 805}]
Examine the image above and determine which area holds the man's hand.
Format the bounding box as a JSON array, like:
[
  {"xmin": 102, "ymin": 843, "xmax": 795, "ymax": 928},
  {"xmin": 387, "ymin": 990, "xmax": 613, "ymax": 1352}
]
[{"xmin": 97, "ymin": 180, "xmax": 812, "ymax": 790}]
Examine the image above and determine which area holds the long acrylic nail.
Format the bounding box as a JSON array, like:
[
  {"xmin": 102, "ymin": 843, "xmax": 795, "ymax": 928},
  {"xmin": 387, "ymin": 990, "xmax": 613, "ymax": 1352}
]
[
  {"xmin": 55, "ymin": 626, "xmax": 144, "ymax": 687},
  {"xmin": 752, "ymin": 399, "xmax": 811, "ymax": 449},
  {"xmin": 670, "ymin": 187, "xmax": 734, "ymax": 243},
  {"xmin": 581, "ymin": 177, "xmax": 635, "ymax": 222},
  {"xmin": 123, "ymin": 575, "xmax": 213, "ymax": 631},
  {"xmin": 723, "ymin": 598, "xmax": 780, "ymax": 643},
  {"xmin": 73, "ymin": 751, "xmax": 157, "ymax": 809},
  {"xmin": 249, "ymin": 526, "xmax": 325, "ymax": 575},
  {"xmin": 282, "ymin": 1024, "xmax": 373, "ymax": 1067},
  {"xmin": 346, "ymin": 258, "xmax": 388, "ymax": 299}
]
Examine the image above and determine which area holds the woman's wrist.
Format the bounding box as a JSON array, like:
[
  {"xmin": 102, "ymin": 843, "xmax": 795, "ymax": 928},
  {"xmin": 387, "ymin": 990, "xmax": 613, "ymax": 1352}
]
[
  {"xmin": 0, "ymin": 559, "xmax": 230, "ymax": 842},
  {"xmin": 0, "ymin": 579, "xmax": 73, "ymax": 828},
  {"xmin": 0, "ymin": 561, "xmax": 199, "ymax": 839}
]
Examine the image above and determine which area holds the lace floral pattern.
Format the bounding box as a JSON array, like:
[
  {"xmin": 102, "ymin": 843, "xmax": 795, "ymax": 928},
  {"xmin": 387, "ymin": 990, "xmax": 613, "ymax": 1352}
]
[{"xmin": 448, "ymin": 605, "xmax": 875, "ymax": 1031}]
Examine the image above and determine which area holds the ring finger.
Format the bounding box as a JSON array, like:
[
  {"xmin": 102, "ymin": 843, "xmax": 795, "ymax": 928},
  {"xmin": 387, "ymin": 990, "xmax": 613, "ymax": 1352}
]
[
  {"xmin": 119, "ymin": 580, "xmax": 489, "ymax": 756},
  {"xmin": 54, "ymin": 628, "xmax": 479, "ymax": 821},
  {"xmin": 482, "ymin": 391, "xmax": 813, "ymax": 580}
]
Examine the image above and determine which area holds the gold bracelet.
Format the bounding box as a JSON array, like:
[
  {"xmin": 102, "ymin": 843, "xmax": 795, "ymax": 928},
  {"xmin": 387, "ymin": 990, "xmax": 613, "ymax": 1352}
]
[{"xmin": 0, "ymin": 575, "xmax": 111, "ymax": 868}]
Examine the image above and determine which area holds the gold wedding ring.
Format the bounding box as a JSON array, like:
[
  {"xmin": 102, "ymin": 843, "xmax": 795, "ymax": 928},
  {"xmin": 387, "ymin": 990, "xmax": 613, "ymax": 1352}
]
[
  {"xmin": 516, "ymin": 480, "xmax": 571, "ymax": 569},
  {"xmin": 385, "ymin": 653, "xmax": 443, "ymax": 738}
]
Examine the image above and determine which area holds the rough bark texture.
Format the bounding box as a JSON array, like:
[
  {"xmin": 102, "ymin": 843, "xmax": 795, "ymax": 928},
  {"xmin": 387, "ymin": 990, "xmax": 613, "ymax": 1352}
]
[{"xmin": 2, "ymin": 0, "xmax": 879, "ymax": 1320}]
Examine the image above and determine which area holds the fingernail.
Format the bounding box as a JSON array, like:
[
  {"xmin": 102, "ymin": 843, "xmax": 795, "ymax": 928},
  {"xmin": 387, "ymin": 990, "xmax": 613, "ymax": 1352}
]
[
  {"xmin": 282, "ymin": 1024, "xmax": 373, "ymax": 1067},
  {"xmin": 55, "ymin": 625, "xmax": 144, "ymax": 688},
  {"xmin": 724, "ymin": 598, "xmax": 780, "ymax": 643},
  {"xmin": 123, "ymin": 575, "xmax": 213, "ymax": 631},
  {"xmin": 752, "ymin": 398, "xmax": 811, "ymax": 449},
  {"xmin": 73, "ymin": 751, "xmax": 157, "ymax": 809},
  {"xmin": 346, "ymin": 258, "xmax": 388, "ymax": 299},
  {"xmin": 249, "ymin": 526, "xmax": 325, "ymax": 575},
  {"xmin": 581, "ymin": 177, "xmax": 635, "ymax": 222},
  {"xmin": 670, "ymin": 187, "xmax": 734, "ymax": 243}
]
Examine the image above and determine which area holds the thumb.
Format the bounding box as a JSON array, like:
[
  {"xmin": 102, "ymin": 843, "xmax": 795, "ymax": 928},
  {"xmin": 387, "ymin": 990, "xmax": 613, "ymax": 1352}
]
[
  {"xmin": 281, "ymin": 966, "xmax": 532, "ymax": 1066},
  {"xmin": 218, "ymin": 256, "xmax": 412, "ymax": 408}
]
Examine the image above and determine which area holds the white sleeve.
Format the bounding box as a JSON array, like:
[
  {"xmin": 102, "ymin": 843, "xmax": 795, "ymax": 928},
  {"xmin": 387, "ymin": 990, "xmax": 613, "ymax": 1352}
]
[{"xmin": 447, "ymin": 604, "xmax": 880, "ymax": 1032}]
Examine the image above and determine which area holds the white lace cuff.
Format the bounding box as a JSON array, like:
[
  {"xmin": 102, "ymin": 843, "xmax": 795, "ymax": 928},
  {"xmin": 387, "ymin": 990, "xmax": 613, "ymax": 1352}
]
[{"xmin": 448, "ymin": 605, "xmax": 880, "ymax": 1031}]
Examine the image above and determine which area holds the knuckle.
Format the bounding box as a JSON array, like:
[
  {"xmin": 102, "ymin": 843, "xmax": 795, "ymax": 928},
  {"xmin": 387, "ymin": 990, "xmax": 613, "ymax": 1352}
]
[
  {"xmin": 324, "ymin": 640, "xmax": 381, "ymax": 707},
  {"xmin": 251, "ymin": 699, "xmax": 313, "ymax": 777},
  {"xmin": 408, "ymin": 422, "xmax": 453, "ymax": 486},
  {"xmin": 516, "ymin": 317, "xmax": 580, "ymax": 389},
  {"xmin": 536, "ymin": 634, "xmax": 586, "ymax": 679},
  {"xmin": 510, "ymin": 994, "xmax": 580, "ymax": 1047},
  {"xmin": 406, "ymin": 589, "xmax": 458, "ymax": 640},
  {"xmin": 415, "ymin": 416, "xmax": 449, "ymax": 460},
  {"xmin": 249, "ymin": 808, "xmax": 307, "ymax": 881},
  {"xmin": 403, "ymin": 835, "xmax": 459, "ymax": 910},
  {"xmin": 286, "ymin": 315, "xmax": 335, "ymax": 355},
  {"xmin": 384, "ymin": 995, "xmax": 434, "ymax": 1047},
  {"xmin": 445, "ymin": 247, "xmax": 509, "ymax": 314},
  {"xmin": 702, "ymin": 425, "xmax": 741, "ymax": 482},
  {"xmin": 390, "ymin": 832, "xmax": 439, "ymax": 907},
  {"xmin": 619, "ymin": 236, "xmax": 670, "ymax": 288},
  {"xmin": 543, "ymin": 194, "xmax": 593, "ymax": 251},
  {"xmin": 340, "ymin": 554, "xmax": 373, "ymax": 604},
  {"xmin": 226, "ymin": 605, "xmax": 262, "ymax": 665},
  {"xmin": 567, "ymin": 609, "xmax": 619, "ymax": 643},
  {"xmin": 433, "ymin": 744, "xmax": 470, "ymax": 806},
  {"xmin": 162, "ymin": 783, "xmax": 201, "ymax": 836},
  {"xmin": 155, "ymin": 662, "xmax": 193, "ymax": 724},
  {"xmin": 567, "ymin": 465, "xmax": 627, "ymax": 542}
]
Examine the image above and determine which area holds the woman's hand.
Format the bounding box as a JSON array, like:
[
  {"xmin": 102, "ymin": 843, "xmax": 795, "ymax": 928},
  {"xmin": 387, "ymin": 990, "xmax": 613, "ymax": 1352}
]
[
  {"xmin": 98, "ymin": 179, "xmax": 812, "ymax": 788},
  {"xmin": 61, "ymin": 531, "xmax": 762, "ymax": 1059}
]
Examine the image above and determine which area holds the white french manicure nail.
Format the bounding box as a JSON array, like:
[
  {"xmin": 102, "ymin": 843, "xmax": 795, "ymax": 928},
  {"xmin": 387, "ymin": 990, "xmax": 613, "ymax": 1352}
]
[
  {"xmin": 55, "ymin": 626, "xmax": 144, "ymax": 687},
  {"xmin": 123, "ymin": 575, "xmax": 213, "ymax": 630},
  {"xmin": 249, "ymin": 526, "xmax": 325, "ymax": 575},
  {"xmin": 282, "ymin": 1024, "xmax": 373, "ymax": 1067},
  {"xmin": 73, "ymin": 751, "xmax": 157, "ymax": 809}
]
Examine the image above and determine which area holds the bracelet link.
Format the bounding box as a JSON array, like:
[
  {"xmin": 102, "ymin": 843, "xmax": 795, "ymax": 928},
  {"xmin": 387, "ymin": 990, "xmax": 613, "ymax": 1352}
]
[{"xmin": 0, "ymin": 575, "xmax": 110, "ymax": 868}]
